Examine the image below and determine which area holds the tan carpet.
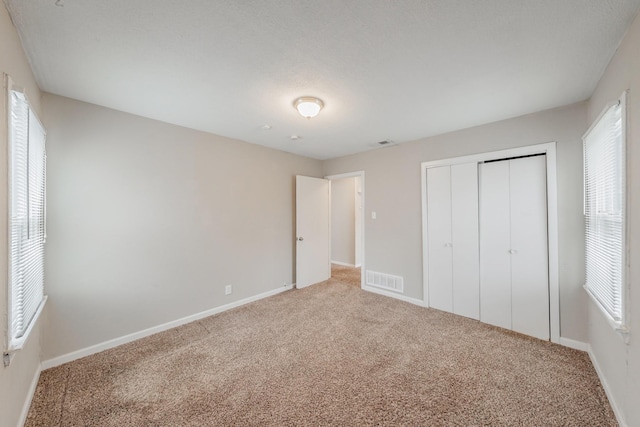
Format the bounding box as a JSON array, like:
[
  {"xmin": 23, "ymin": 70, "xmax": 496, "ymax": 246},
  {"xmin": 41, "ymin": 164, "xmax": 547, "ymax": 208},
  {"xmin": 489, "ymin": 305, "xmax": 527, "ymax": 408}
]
[
  {"xmin": 26, "ymin": 269, "xmax": 616, "ymax": 426},
  {"xmin": 330, "ymin": 264, "xmax": 361, "ymax": 287}
]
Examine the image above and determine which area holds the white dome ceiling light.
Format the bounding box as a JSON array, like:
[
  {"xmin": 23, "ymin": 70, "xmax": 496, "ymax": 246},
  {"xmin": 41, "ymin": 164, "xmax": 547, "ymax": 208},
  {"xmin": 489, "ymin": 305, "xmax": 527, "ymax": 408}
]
[{"xmin": 294, "ymin": 97, "xmax": 324, "ymax": 119}]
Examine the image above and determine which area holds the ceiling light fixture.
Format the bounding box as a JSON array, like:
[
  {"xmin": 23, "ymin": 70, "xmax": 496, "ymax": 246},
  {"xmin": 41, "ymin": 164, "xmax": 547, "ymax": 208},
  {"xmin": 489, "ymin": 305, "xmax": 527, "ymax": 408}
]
[{"xmin": 294, "ymin": 97, "xmax": 324, "ymax": 118}]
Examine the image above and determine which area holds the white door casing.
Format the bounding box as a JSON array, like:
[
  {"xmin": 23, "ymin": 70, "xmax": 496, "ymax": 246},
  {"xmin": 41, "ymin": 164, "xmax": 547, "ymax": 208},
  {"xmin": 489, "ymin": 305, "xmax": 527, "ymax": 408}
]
[
  {"xmin": 296, "ymin": 175, "xmax": 330, "ymax": 288},
  {"xmin": 354, "ymin": 176, "xmax": 363, "ymax": 267},
  {"xmin": 326, "ymin": 171, "xmax": 366, "ymax": 289}
]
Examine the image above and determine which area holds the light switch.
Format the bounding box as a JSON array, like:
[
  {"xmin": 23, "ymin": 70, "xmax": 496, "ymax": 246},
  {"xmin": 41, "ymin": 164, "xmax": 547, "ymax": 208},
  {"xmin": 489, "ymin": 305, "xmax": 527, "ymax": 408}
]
[{"xmin": 371, "ymin": 211, "xmax": 377, "ymax": 219}]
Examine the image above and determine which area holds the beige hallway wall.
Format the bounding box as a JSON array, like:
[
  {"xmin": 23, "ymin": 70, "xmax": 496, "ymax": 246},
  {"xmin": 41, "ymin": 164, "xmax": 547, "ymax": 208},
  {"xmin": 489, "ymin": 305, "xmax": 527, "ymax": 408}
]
[{"xmin": 331, "ymin": 178, "xmax": 356, "ymax": 266}]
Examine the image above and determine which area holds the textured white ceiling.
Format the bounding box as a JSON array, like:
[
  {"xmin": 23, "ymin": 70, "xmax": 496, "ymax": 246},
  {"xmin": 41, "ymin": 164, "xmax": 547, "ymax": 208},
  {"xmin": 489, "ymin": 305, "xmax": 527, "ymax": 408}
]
[{"xmin": 5, "ymin": 0, "xmax": 640, "ymax": 159}]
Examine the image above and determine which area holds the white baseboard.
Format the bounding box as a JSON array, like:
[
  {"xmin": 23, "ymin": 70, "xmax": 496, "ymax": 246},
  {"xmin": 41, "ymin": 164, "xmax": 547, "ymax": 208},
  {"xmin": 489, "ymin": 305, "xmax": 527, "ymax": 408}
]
[
  {"xmin": 587, "ymin": 345, "xmax": 628, "ymax": 427},
  {"xmin": 558, "ymin": 337, "xmax": 588, "ymax": 351},
  {"xmin": 362, "ymin": 285, "xmax": 424, "ymax": 307},
  {"xmin": 18, "ymin": 364, "xmax": 41, "ymax": 427},
  {"xmin": 41, "ymin": 284, "xmax": 293, "ymax": 370},
  {"xmin": 331, "ymin": 261, "xmax": 356, "ymax": 267}
]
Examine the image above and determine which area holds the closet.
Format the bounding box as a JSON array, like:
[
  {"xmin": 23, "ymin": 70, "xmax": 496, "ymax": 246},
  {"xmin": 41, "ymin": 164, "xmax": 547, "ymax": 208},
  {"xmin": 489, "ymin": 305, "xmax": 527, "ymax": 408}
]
[{"xmin": 424, "ymin": 152, "xmax": 550, "ymax": 341}]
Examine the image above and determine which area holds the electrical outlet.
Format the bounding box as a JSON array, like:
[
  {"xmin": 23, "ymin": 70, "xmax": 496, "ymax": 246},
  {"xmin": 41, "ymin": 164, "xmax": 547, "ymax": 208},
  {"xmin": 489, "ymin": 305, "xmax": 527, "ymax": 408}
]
[{"xmin": 225, "ymin": 285, "xmax": 232, "ymax": 295}]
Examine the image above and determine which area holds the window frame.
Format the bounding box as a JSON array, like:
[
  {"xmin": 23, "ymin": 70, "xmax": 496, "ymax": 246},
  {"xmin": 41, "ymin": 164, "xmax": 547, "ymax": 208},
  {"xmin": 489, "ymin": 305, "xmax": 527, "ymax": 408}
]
[
  {"xmin": 582, "ymin": 90, "xmax": 628, "ymax": 335},
  {"xmin": 4, "ymin": 74, "xmax": 47, "ymax": 360}
]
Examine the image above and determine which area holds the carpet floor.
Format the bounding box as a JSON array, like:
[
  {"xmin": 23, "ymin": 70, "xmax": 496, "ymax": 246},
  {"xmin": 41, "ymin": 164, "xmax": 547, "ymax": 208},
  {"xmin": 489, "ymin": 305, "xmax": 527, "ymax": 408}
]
[{"xmin": 26, "ymin": 266, "xmax": 616, "ymax": 426}]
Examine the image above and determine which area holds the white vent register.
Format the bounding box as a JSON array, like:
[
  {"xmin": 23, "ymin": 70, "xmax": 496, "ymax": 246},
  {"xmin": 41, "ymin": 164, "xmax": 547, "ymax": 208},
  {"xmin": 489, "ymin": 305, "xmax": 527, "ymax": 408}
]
[{"xmin": 366, "ymin": 271, "xmax": 404, "ymax": 293}]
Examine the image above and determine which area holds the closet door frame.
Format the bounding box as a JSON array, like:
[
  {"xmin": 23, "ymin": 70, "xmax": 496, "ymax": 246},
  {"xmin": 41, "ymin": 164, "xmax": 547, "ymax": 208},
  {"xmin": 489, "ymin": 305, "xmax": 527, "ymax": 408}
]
[{"xmin": 421, "ymin": 142, "xmax": 560, "ymax": 344}]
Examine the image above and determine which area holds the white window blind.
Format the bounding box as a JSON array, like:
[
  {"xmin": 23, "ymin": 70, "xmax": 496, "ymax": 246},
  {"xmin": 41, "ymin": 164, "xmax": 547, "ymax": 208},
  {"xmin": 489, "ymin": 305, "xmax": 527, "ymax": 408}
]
[
  {"xmin": 7, "ymin": 84, "xmax": 47, "ymax": 352},
  {"xmin": 583, "ymin": 94, "xmax": 625, "ymax": 327}
]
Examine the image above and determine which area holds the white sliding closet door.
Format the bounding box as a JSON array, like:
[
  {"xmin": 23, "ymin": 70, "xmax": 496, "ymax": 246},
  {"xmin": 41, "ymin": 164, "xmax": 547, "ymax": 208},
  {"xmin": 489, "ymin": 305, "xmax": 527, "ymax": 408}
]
[
  {"xmin": 426, "ymin": 163, "xmax": 479, "ymax": 319},
  {"xmin": 426, "ymin": 166, "xmax": 453, "ymax": 312},
  {"xmin": 510, "ymin": 156, "xmax": 549, "ymax": 340},
  {"xmin": 451, "ymin": 163, "xmax": 480, "ymax": 319},
  {"xmin": 479, "ymin": 155, "xmax": 549, "ymax": 340},
  {"xmin": 479, "ymin": 161, "xmax": 512, "ymax": 330}
]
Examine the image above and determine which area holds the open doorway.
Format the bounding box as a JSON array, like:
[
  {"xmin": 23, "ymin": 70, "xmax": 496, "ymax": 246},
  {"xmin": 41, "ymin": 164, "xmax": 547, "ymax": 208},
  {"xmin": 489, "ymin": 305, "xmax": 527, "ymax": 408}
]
[{"xmin": 326, "ymin": 172, "xmax": 364, "ymax": 288}]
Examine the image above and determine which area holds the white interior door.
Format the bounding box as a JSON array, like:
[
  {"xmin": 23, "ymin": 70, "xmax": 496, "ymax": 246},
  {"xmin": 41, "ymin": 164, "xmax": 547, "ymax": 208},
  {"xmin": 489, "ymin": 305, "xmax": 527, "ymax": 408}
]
[
  {"xmin": 510, "ymin": 156, "xmax": 549, "ymax": 340},
  {"xmin": 296, "ymin": 175, "xmax": 330, "ymax": 288},
  {"xmin": 451, "ymin": 162, "xmax": 480, "ymax": 320},
  {"xmin": 426, "ymin": 166, "xmax": 453, "ymax": 312},
  {"xmin": 479, "ymin": 160, "xmax": 512, "ymax": 330}
]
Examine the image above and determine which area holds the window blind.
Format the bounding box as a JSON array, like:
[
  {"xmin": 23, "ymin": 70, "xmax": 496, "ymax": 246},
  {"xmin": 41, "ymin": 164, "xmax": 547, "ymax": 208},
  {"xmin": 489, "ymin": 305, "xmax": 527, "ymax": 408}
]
[
  {"xmin": 7, "ymin": 87, "xmax": 46, "ymax": 352},
  {"xmin": 583, "ymin": 98, "xmax": 625, "ymax": 324}
]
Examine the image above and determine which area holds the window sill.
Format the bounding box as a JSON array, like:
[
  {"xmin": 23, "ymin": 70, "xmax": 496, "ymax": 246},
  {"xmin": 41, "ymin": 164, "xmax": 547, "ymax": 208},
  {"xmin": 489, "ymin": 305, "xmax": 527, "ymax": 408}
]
[
  {"xmin": 3, "ymin": 295, "xmax": 47, "ymax": 367},
  {"xmin": 583, "ymin": 286, "xmax": 629, "ymax": 344}
]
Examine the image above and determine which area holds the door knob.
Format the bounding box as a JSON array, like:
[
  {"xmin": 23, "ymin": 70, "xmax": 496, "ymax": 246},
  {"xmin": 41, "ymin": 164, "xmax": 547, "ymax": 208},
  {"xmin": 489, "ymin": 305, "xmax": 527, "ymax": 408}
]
[
  {"xmin": 297, "ymin": 237, "xmax": 304, "ymax": 241},
  {"xmin": 509, "ymin": 249, "xmax": 518, "ymax": 254}
]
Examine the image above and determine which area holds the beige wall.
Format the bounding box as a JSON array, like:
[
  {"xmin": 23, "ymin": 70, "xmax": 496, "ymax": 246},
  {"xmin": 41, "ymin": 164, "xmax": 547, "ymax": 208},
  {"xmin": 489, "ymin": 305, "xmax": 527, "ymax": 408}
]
[
  {"xmin": 323, "ymin": 102, "xmax": 588, "ymax": 343},
  {"xmin": 587, "ymin": 11, "xmax": 640, "ymax": 427},
  {"xmin": 41, "ymin": 94, "xmax": 322, "ymax": 361},
  {"xmin": 0, "ymin": 2, "xmax": 44, "ymax": 427},
  {"xmin": 331, "ymin": 178, "xmax": 356, "ymax": 265}
]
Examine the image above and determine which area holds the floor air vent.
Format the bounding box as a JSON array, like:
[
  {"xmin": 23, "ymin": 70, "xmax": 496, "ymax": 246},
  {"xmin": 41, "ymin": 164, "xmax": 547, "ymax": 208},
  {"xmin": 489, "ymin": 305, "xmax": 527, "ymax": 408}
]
[{"xmin": 366, "ymin": 270, "xmax": 404, "ymax": 293}]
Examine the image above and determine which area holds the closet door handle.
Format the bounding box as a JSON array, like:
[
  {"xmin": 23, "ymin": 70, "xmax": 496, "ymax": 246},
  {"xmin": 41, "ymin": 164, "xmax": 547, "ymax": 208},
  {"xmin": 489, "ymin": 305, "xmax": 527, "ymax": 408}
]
[
  {"xmin": 444, "ymin": 243, "xmax": 453, "ymax": 247},
  {"xmin": 509, "ymin": 249, "xmax": 518, "ymax": 254}
]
